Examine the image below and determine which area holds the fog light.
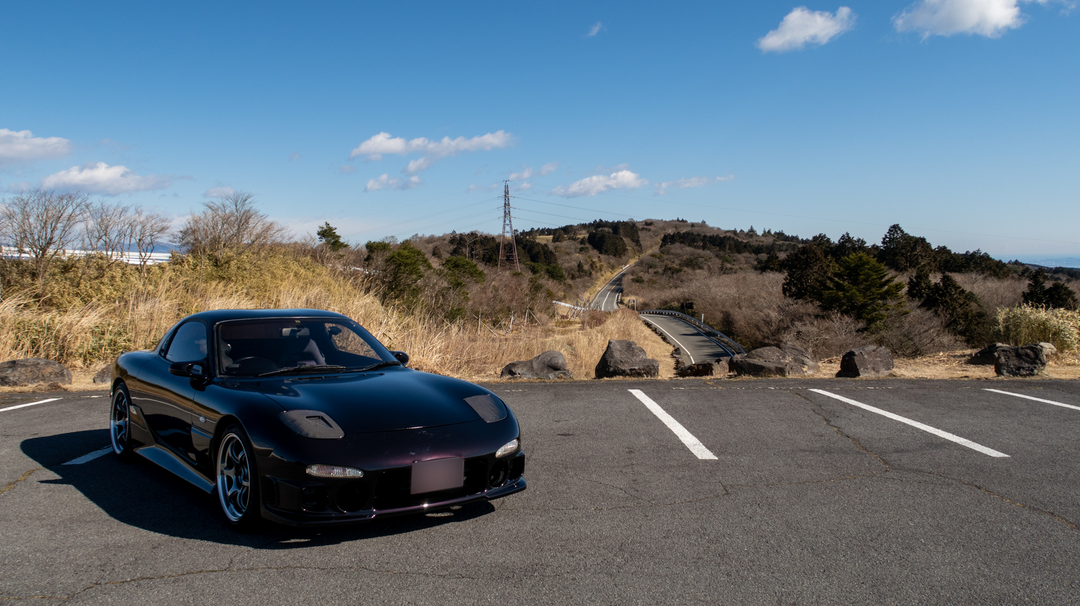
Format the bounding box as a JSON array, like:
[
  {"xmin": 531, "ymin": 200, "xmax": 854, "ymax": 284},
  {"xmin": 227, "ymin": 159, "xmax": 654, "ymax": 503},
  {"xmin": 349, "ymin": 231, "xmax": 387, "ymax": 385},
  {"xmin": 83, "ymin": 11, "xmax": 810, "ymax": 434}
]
[
  {"xmin": 306, "ymin": 464, "xmax": 364, "ymax": 478},
  {"xmin": 495, "ymin": 439, "xmax": 519, "ymax": 458}
]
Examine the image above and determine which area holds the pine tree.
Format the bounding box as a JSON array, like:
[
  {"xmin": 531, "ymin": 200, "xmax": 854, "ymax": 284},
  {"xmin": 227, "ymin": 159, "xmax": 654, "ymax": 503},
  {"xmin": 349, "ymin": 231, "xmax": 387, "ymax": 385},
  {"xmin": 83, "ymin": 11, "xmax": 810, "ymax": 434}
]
[
  {"xmin": 316, "ymin": 222, "xmax": 348, "ymax": 252},
  {"xmin": 819, "ymin": 252, "xmax": 905, "ymax": 331}
]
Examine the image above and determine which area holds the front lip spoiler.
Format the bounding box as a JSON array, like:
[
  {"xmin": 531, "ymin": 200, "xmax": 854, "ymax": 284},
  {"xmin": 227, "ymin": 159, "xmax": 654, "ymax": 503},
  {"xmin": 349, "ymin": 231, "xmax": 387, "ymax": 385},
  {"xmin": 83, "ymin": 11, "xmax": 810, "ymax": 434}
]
[{"xmin": 260, "ymin": 477, "xmax": 527, "ymax": 528}]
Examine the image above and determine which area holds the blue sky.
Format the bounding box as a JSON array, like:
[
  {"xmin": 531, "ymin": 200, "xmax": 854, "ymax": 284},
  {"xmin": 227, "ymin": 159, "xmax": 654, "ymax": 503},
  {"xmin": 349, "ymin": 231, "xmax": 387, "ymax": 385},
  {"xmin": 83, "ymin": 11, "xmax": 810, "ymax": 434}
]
[{"xmin": 2, "ymin": 1, "xmax": 1077, "ymax": 262}]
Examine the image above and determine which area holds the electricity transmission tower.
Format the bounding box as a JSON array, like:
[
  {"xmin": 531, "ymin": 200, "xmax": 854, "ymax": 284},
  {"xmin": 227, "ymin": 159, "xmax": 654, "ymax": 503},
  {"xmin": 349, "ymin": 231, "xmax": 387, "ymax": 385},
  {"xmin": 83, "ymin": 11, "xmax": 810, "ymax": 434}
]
[{"xmin": 498, "ymin": 181, "xmax": 520, "ymax": 272}]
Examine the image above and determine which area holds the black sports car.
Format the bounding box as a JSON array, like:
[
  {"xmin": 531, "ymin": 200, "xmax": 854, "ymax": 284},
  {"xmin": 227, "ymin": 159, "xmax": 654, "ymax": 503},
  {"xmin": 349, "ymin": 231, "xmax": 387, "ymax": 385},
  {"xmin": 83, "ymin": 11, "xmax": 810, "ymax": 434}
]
[{"xmin": 109, "ymin": 309, "xmax": 525, "ymax": 527}]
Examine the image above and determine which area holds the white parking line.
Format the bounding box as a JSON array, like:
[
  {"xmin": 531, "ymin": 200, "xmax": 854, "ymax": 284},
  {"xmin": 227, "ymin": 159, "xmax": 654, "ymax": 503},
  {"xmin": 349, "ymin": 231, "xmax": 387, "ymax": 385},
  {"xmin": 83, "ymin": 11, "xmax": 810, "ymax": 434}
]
[
  {"xmin": 629, "ymin": 389, "xmax": 717, "ymax": 460},
  {"xmin": 641, "ymin": 317, "xmax": 695, "ymax": 364},
  {"xmin": 0, "ymin": 398, "xmax": 61, "ymax": 413},
  {"xmin": 810, "ymin": 389, "xmax": 1009, "ymax": 458},
  {"xmin": 984, "ymin": 389, "xmax": 1080, "ymax": 412},
  {"xmin": 63, "ymin": 446, "xmax": 113, "ymax": 465}
]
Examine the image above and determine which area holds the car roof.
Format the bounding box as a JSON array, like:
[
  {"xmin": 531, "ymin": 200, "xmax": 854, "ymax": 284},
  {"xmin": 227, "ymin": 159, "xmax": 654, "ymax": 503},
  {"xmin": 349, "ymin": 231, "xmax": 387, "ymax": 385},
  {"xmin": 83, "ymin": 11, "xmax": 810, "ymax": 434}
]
[{"xmin": 183, "ymin": 309, "xmax": 351, "ymax": 324}]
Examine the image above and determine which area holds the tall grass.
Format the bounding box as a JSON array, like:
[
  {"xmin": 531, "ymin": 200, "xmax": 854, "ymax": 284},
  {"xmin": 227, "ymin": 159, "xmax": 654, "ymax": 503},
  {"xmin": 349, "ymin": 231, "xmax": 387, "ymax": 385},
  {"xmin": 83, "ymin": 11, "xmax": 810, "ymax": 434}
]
[
  {"xmin": 995, "ymin": 305, "xmax": 1080, "ymax": 352},
  {"xmin": 0, "ymin": 249, "xmax": 673, "ymax": 379}
]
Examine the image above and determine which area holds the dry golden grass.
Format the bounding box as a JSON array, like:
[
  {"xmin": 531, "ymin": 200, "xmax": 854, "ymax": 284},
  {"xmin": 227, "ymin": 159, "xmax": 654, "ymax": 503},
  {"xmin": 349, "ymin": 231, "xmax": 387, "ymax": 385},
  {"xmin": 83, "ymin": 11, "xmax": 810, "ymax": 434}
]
[
  {"xmin": 4, "ymin": 248, "xmax": 1075, "ymax": 393},
  {"xmin": 8, "ymin": 308, "xmax": 674, "ymax": 393}
]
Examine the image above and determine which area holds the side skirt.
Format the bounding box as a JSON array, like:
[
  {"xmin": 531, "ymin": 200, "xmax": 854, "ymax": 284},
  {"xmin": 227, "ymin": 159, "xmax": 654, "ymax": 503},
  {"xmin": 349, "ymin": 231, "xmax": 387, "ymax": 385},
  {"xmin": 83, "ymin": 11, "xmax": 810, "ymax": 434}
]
[{"xmin": 135, "ymin": 444, "xmax": 215, "ymax": 494}]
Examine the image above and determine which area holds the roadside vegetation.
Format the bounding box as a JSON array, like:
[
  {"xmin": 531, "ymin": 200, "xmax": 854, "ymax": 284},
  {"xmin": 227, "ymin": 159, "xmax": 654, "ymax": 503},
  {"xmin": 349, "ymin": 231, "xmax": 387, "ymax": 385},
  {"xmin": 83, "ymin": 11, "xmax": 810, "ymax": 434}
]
[
  {"xmin": 1, "ymin": 189, "xmax": 1077, "ymax": 384},
  {"xmin": 621, "ymin": 223, "xmax": 1079, "ymax": 361},
  {"xmin": 0, "ymin": 190, "xmax": 671, "ymax": 380}
]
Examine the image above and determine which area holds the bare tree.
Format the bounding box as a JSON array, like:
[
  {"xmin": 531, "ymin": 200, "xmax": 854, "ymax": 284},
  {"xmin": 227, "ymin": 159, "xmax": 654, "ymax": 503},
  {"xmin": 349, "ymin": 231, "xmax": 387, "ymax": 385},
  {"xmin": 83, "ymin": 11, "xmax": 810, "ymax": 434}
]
[
  {"xmin": 130, "ymin": 208, "xmax": 172, "ymax": 275},
  {"xmin": 177, "ymin": 192, "xmax": 288, "ymax": 254},
  {"xmin": 83, "ymin": 200, "xmax": 132, "ymax": 266},
  {"xmin": 0, "ymin": 189, "xmax": 90, "ymax": 286}
]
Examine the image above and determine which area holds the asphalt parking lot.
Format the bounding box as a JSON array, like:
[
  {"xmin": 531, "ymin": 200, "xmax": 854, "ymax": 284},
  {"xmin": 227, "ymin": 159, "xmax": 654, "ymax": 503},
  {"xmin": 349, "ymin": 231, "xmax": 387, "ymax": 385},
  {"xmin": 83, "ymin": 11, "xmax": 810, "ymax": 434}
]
[{"xmin": 2, "ymin": 379, "xmax": 1079, "ymax": 604}]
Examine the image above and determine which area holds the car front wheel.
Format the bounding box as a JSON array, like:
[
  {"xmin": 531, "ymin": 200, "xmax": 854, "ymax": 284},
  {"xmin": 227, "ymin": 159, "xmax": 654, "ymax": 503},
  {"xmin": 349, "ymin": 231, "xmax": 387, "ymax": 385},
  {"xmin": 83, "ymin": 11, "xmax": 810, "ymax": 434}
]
[
  {"xmin": 110, "ymin": 385, "xmax": 133, "ymax": 460},
  {"xmin": 216, "ymin": 425, "xmax": 261, "ymax": 528}
]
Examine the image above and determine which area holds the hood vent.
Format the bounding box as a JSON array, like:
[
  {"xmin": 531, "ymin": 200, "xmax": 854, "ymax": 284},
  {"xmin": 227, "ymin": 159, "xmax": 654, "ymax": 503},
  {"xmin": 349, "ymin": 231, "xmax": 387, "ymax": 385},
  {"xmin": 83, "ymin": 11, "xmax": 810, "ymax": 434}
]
[
  {"xmin": 280, "ymin": 410, "xmax": 345, "ymax": 439},
  {"xmin": 465, "ymin": 394, "xmax": 507, "ymax": 424}
]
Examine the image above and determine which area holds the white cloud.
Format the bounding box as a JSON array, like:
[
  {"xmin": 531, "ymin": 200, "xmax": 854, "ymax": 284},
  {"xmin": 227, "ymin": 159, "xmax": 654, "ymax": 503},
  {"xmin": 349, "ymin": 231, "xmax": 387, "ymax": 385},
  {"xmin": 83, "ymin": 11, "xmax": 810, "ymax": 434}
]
[
  {"xmin": 467, "ymin": 183, "xmax": 499, "ymax": 193},
  {"xmin": 41, "ymin": 162, "xmax": 173, "ymax": 195},
  {"xmin": 203, "ymin": 186, "xmax": 236, "ymax": 199},
  {"xmin": 655, "ymin": 175, "xmax": 735, "ymax": 195},
  {"xmin": 509, "ymin": 161, "xmax": 559, "ymax": 181},
  {"xmin": 365, "ymin": 173, "xmax": 422, "ymax": 192},
  {"xmin": 516, "ymin": 182, "xmax": 533, "ymax": 191},
  {"xmin": 340, "ymin": 165, "xmax": 358, "ymax": 174},
  {"xmin": 588, "ymin": 22, "xmax": 603, "ymax": 37},
  {"xmin": 0, "ymin": 128, "xmax": 73, "ymax": 165},
  {"xmin": 349, "ymin": 131, "xmax": 514, "ymax": 175},
  {"xmin": 405, "ymin": 157, "xmax": 435, "ymax": 174},
  {"xmin": 893, "ymin": 0, "xmax": 1067, "ymax": 38},
  {"xmin": 553, "ymin": 170, "xmax": 648, "ymax": 198},
  {"xmin": 757, "ymin": 6, "xmax": 856, "ymax": 53}
]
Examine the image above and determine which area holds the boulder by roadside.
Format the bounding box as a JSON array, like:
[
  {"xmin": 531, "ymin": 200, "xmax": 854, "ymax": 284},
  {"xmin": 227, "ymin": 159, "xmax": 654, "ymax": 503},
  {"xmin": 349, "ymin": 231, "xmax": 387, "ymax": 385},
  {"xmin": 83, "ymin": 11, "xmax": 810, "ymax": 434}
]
[
  {"xmin": 969, "ymin": 343, "xmax": 1010, "ymax": 365},
  {"xmin": 595, "ymin": 340, "xmax": 659, "ymax": 379},
  {"xmin": 730, "ymin": 345, "xmax": 816, "ymax": 378},
  {"xmin": 501, "ymin": 351, "xmax": 573, "ymax": 380},
  {"xmin": 836, "ymin": 346, "xmax": 894, "ymax": 378},
  {"xmin": 93, "ymin": 366, "xmax": 113, "ymax": 384},
  {"xmin": 994, "ymin": 345, "xmax": 1047, "ymax": 377},
  {"xmin": 0, "ymin": 358, "xmax": 74, "ymax": 387},
  {"xmin": 677, "ymin": 359, "xmax": 729, "ymax": 377}
]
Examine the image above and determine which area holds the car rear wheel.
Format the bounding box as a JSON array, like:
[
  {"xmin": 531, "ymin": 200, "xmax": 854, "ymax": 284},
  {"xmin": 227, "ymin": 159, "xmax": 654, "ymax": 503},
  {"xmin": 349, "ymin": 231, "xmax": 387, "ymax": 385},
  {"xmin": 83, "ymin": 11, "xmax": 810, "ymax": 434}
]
[
  {"xmin": 110, "ymin": 385, "xmax": 134, "ymax": 460},
  {"xmin": 216, "ymin": 425, "xmax": 261, "ymax": 529}
]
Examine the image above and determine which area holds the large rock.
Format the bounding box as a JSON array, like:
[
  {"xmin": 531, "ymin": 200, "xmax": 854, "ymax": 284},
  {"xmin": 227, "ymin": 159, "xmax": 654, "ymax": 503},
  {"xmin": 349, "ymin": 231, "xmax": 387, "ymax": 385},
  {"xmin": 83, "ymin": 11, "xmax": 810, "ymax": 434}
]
[
  {"xmin": 677, "ymin": 359, "xmax": 730, "ymax": 377},
  {"xmin": 595, "ymin": 340, "xmax": 659, "ymax": 379},
  {"xmin": 836, "ymin": 346, "xmax": 894, "ymax": 378},
  {"xmin": 1036, "ymin": 342, "xmax": 1057, "ymax": 358},
  {"xmin": 995, "ymin": 345, "xmax": 1046, "ymax": 377},
  {"xmin": 0, "ymin": 358, "xmax": 74, "ymax": 387},
  {"xmin": 93, "ymin": 365, "xmax": 113, "ymax": 384},
  {"xmin": 969, "ymin": 343, "xmax": 1009, "ymax": 365},
  {"xmin": 779, "ymin": 343, "xmax": 818, "ymax": 374},
  {"xmin": 501, "ymin": 351, "xmax": 573, "ymax": 380},
  {"xmin": 730, "ymin": 356, "xmax": 791, "ymax": 377},
  {"xmin": 730, "ymin": 345, "xmax": 816, "ymax": 378}
]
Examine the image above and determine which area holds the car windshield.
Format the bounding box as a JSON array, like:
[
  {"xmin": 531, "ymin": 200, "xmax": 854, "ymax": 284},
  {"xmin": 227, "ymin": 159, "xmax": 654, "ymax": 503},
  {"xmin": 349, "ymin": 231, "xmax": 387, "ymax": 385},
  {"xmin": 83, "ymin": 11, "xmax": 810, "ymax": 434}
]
[{"xmin": 216, "ymin": 318, "xmax": 397, "ymax": 377}]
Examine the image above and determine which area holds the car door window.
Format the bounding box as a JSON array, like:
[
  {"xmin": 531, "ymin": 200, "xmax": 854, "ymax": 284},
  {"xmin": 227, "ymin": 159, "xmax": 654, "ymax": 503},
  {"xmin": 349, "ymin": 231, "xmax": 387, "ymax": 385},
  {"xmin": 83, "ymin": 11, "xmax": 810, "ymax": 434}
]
[{"xmin": 165, "ymin": 322, "xmax": 208, "ymax": 363}]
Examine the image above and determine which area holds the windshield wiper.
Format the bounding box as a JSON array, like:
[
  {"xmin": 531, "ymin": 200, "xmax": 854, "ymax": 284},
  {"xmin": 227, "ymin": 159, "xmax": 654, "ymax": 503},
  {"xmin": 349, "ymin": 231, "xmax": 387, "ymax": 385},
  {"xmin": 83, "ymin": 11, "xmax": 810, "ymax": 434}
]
[
  {"xmin": 348, "ymin": 360, "xmax": 401, "ymax": 373},
  {"xmin": 257, "ymin": 364, "xmax": 347, "ymax": 377}
]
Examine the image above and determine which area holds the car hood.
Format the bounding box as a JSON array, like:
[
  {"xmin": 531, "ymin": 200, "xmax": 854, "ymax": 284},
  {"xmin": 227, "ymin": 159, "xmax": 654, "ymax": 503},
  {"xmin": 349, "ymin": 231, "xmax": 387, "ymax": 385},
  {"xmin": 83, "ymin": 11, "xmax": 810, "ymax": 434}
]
[{"xmin": 252, "ymin": 369, "xmax": 503, "ymax": 433}]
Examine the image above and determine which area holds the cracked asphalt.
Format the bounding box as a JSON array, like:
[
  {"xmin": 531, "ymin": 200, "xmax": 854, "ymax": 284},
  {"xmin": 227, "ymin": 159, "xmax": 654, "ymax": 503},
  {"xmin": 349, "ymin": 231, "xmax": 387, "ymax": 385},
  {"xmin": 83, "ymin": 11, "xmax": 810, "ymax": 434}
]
[{"xmin": 2, "ymin": 379, "xmax": 1079, "ymax": 604}]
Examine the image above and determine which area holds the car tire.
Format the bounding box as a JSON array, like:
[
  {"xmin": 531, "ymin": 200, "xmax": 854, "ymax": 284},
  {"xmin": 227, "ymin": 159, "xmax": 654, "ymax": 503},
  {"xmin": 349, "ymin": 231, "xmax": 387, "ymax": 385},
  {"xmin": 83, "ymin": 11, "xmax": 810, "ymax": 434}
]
[
  {"xmin": 110, "ymin": 384, "xmax": 134, "ymax": 460},
  {"xmin": 216, "ymin": 424, "xmax": 261, "ymax": 529}
]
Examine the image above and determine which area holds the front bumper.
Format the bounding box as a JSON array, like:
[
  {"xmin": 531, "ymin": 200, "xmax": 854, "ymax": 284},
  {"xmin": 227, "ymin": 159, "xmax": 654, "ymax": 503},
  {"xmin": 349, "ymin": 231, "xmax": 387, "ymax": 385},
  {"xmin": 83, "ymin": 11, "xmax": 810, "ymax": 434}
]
[{"xmin": 260, "ymin": 451, "xmax": 526, "ymax": 527}]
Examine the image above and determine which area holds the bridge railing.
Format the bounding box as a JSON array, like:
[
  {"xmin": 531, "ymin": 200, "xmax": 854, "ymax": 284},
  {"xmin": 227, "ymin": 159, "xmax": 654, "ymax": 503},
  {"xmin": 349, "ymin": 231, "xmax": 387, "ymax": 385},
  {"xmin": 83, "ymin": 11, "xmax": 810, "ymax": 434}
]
[{"xmin": 639, "ymin": 309, "xmax": 747, "ymax": 357}]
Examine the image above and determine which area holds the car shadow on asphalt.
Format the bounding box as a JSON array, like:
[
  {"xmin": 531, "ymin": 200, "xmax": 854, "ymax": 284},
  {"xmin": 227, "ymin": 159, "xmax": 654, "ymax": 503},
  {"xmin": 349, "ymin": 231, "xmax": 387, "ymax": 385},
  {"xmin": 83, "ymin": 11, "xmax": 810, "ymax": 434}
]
[{"xmin": 21, "ymin": 429, "xmax": 498, "ymax": 547}]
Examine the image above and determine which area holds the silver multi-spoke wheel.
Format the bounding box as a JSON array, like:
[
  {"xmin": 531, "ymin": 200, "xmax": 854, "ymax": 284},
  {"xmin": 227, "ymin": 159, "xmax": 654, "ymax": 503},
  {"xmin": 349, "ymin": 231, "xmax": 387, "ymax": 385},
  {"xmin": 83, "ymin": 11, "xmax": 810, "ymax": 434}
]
[
  {"xmin": 110, "ymin": 386, "xmax": 131, "ymax": 457},
  {"xmin": 217, "ymin": 429, "xmax": 253, "ymax": 524}
]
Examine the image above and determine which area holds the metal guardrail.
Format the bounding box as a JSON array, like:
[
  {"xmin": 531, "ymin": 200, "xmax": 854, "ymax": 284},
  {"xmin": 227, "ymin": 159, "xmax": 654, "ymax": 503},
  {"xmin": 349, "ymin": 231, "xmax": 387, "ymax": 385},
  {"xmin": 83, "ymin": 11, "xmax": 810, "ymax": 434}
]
[
  {"xmin": 0, "ymin": 246, "xmax": 171, "ymax": 265},
  {"xmin": 639, "ymin": 309, "xmax": 747, "ymax": 357}
]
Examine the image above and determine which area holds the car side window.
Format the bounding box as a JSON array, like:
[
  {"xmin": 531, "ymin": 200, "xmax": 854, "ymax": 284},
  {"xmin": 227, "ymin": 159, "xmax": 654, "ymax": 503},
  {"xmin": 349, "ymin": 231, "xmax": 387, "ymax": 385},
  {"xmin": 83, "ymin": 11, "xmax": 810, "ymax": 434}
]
[{"xmin": 165, "ymin": 322, "xmax": 208, "ymax": 363}]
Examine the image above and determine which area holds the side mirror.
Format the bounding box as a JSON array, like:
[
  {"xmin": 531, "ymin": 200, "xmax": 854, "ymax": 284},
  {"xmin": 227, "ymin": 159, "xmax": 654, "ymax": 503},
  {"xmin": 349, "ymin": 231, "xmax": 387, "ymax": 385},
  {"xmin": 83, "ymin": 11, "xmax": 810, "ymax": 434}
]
[
  {"xmin": 391, "ymin": 351, "xmax": 410, "ymax": 367},
  {"xmin": 170, "ymin": 361, "xmax": 208, "ymax": 379}
]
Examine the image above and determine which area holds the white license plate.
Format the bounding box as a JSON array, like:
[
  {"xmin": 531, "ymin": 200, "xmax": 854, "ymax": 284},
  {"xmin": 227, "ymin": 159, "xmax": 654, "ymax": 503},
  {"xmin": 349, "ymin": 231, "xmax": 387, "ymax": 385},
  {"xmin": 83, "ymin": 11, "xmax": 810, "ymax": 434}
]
[{"xmin": 410, "ymin": 457, "xmax": 464, "ymax": 494}]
